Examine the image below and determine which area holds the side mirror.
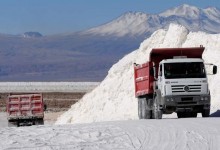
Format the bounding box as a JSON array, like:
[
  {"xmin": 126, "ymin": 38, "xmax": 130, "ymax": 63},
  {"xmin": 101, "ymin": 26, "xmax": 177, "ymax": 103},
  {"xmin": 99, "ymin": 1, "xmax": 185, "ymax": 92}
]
[{"xmin": 213, "ymin": 65, "xmax": 217, "ymax": 74}]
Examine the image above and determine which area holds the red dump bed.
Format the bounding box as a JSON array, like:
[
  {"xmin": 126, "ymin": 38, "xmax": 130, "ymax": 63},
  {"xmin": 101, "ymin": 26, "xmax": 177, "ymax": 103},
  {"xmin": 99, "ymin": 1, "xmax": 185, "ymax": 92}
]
[
  {"xmin": 7, "ymin": 93, "xmax": 44, "ymax": 120},
  {"xmin": 134, "ymin": 62, "xmax": 154, "ymax": 97},
  {"xmin": 134, "ymin": 47, "xmax": 205, "ymax": 97},
  {"xmin": 149, "ymin": 47, "xmax": 204, "ymax": 64}
]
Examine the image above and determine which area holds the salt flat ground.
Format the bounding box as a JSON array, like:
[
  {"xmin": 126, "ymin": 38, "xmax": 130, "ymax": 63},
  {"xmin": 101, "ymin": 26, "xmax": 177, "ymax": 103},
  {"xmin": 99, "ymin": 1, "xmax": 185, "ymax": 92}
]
[
  {"xmin": 0, "ymin": 118, "xmax": 220, "ymax": 150},
  {"xmin": 0, "ymin": 113, "xmax": 7, "ymax": 128}
]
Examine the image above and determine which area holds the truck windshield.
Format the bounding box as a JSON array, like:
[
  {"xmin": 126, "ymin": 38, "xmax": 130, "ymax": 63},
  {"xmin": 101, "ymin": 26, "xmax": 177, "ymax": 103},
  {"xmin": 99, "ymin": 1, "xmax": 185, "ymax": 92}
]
[{"xmin": 164, "ymin": 62, "xmax": 206, "ymax": 79}]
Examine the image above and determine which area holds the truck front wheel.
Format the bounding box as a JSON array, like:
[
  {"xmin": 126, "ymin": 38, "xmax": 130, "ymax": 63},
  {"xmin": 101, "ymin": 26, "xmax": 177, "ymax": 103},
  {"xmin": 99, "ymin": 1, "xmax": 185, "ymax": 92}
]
[
  {"xmin": 138, "ymin": 98, "xmax": 151, "ymax": 119},
  {"xmin": 153, "ymin": 96, "xmax": 162, "ymax": 119},
  {"xmin": 202, "ymin": 109, "xmax": 210, "ymax": 117},
  {"xmin": 177, "ymin": 112, "xmax": 184, "ymax": 118}
]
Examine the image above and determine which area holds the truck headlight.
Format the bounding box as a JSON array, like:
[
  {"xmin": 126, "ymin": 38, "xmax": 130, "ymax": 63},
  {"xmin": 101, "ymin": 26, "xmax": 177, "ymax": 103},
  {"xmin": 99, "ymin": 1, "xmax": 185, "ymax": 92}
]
[
  {"xmin": 201, "ymin": 97, "xmax": 208, "ymax": 101},
  {"xmin": 166, "ymin": 98, "xmax": 174, "ymax": 102},
  {"xmin": 202, "ymin": 80, "xmax": 207, "ymax": 83}
]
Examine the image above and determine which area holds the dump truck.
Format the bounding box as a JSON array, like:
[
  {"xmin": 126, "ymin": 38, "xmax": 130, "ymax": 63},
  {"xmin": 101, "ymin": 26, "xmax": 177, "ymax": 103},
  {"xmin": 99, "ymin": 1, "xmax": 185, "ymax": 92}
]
[
  {"xmin": 134, "ymin": 46, "xmax": 217, "ymax": 119},
  {"xmin": 6, "ymin": 93, "xmax": 45, "ymax": 127}
]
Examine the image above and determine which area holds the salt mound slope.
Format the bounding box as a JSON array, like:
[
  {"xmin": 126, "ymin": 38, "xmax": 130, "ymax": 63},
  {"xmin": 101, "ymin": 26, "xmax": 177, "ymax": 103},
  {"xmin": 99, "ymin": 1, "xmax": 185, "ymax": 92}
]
[{"xmin": 56, "ymin": 24, "xmax": 220, "ymax": 124}]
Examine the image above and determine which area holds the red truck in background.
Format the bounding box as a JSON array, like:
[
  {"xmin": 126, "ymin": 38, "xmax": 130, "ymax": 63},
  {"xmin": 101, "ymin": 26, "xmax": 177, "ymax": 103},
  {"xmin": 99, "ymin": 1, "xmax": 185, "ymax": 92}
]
[
  {"xmin": 134, "ymin": 46, "xmax": 217, "ymax": 119},
  {"xmin": 6, "ymin": 93, "xmax": 45, "ymax": 127}
]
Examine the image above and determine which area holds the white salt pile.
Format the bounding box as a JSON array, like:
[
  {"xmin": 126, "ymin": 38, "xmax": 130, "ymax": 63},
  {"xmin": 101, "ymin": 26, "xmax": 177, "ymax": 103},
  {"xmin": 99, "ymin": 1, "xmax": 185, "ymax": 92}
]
[{"xmin": 56, "ymin": 24, "xmax": 220, "ymax": 124}]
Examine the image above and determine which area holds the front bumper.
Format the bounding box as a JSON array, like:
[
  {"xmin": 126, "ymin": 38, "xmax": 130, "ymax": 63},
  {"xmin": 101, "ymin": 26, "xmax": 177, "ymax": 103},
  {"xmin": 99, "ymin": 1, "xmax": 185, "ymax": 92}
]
[{"xmin": 161, "ymin": 95, "xmax": 210, "ymax": 113}]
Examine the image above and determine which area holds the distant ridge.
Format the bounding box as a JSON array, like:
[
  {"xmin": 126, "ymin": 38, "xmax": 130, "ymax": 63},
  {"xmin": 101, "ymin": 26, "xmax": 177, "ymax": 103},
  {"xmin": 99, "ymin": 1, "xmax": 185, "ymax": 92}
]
[
  {"xmin": 85, "ymin": 4, "xmax": 220, "ymax": 37},
  {"xmin": 22, "ymin": 32, "xmax": 43, "ymax": 38},
  {"xmin": 0, "ymin": 4, "xmax": 220, "ymax": 81}
]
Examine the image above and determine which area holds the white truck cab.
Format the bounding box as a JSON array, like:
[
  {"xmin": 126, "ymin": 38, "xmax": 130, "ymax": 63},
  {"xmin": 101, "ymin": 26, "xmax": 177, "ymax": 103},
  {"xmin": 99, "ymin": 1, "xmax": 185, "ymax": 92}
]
[{"xmin": 157, "ymin": 58, "xmax": 212, "ymax": 117}]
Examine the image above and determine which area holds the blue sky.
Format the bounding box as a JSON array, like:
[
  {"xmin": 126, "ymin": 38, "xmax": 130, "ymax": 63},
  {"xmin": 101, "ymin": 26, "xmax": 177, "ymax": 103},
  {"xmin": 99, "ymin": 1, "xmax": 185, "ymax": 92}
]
[{"xmin": 0, "ymin": 0, "xmax": 219, "ymax": 35}]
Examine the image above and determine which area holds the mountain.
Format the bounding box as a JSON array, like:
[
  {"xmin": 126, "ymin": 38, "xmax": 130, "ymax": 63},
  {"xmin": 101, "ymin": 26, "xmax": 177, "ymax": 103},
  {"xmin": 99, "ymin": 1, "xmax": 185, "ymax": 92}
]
[
  {"xmin": 84, "ymin": 12, "xmax": 152, "ymax": 37},
  {"xmin": 0, "ymin": 4, "xmax": 220, "ymax": 81},
  {"xmin": 85, "ymin": 4, "xmax": 220, "ymax": 36}
]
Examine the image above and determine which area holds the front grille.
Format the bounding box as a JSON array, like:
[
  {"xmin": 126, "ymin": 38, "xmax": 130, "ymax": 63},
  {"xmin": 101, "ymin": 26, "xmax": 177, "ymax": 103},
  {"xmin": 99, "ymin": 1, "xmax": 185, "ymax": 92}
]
[
  {"xmin": 181, "ymin": 97, "xmax": 193, "ymax": 101},
  {"xmin": 172, "ymin": 85, "xmax": 201, "ymax": 93},
  {"xmin": 178, "ymin": 102, "xmax": 197, "ymax": 105}
]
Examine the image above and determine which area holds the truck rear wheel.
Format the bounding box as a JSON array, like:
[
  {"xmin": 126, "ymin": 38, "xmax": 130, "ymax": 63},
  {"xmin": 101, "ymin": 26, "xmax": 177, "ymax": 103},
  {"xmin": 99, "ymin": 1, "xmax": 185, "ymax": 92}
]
[
  {"xmin": 202, "ymin": 109, "xmax": 210, "ymax": 117},
  {"xmin": 138, "ymin": 98, "xmax": 151, "ymax": 119},
  {"xmin": 8, "ymin": 120, "xmax": 18, "ymax": 127},
  {"xmin": 35, "ymin": 118, "xmax": 44, "ymax": 125}
]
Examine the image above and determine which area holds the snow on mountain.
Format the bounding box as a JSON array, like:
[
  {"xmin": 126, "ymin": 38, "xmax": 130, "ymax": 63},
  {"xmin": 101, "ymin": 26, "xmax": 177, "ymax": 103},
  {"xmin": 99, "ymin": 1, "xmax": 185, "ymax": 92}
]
[
  {"xmin": 56, "ymin": 24, "xmax": 220, "ymax": 124},
  {"xmin": 159, "ymin": 4, "xmax": 220, "ymax": 33},
  {"xmin": 22, "ymin": 32, "xmax": 43, "ymax": 38},
  {"xmin": 84, "ymin": 12, "xmax": 154, "ymax": 37},
  {"xmin": 203, "ymin": 7, "xmax": 220, "ymax": 23},
  {"xmin": 160, "ymin": 4, "xmax": 201, "ymax": 18},
  {"xmin": 84, "ymin": 4, "xmax": 220, "ymax": 37}
]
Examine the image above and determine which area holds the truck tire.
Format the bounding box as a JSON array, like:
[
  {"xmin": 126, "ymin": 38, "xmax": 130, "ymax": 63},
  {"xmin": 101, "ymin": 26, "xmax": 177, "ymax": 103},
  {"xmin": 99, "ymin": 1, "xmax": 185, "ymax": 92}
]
[
  {"xmin": 138, "ymin": 98, "xmax": 151, "ymax": 119},
  {"xmin": 8, "ymin": 121, "xmax": 17, "ymax": 127},
  {"xmin": 191, "ymin": 112, "xmax": 197, "ymax": 118},
  {"xmin": 202, "ymin": 109, "xmax": 210, "ymax": 117},
  {"xmin": 177, "ymin": 112, "xmax": 183, "ymax": 118},
  {"xmin": 153, "ymin": 96, "xmax": 162, "ymax": 119},
  {"xmin": 153, "ymin": 110, "xmax": 162, "ymax": 119},
  {"xmin": 35, "ymin": 118, "xmax": 44, "ymax": 125}
]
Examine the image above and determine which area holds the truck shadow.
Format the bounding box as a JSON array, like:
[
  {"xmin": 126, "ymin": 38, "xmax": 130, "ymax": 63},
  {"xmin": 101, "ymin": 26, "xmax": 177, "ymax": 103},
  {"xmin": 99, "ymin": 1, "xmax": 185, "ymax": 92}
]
[{"xmin": 210, "ymin": 110, "xmax": 220, "ymax": 117}]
